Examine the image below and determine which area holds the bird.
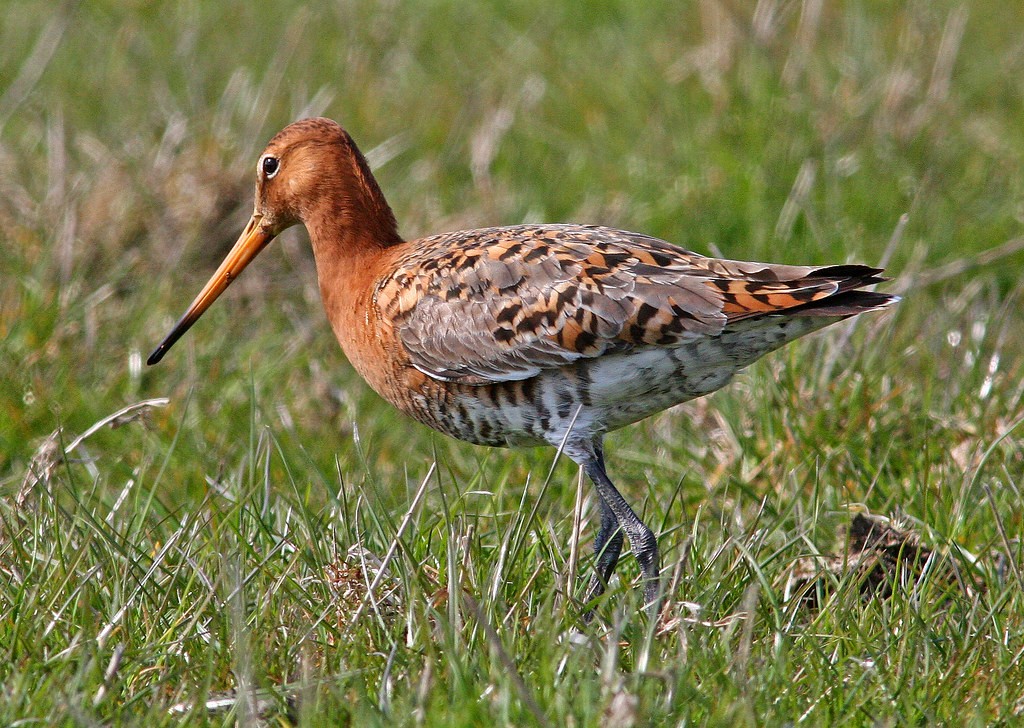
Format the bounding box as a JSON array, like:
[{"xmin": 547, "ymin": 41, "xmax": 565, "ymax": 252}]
[{"xmin": 148, "ymin": 117, "xmax": 897, "ymax": 616}]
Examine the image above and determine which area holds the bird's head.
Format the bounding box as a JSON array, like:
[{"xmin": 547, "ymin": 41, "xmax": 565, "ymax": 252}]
[{"xmin": 147, "ymin": 117, "xmax": 398, "ymax": 365}]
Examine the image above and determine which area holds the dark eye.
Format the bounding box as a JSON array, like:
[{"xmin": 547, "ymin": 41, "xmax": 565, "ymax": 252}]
[{"xmin": 261, "ymin": 156, "xmax": 280, "ymax": 178}]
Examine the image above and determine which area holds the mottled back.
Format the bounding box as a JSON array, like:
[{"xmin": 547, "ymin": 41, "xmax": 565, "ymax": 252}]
[{"xmin": 374, "ymin": 224, "xmax": 890, "ymax": 385}]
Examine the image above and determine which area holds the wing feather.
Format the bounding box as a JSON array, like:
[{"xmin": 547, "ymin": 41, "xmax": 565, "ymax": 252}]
[{"xmin": 374, "ymin": 224, "xmax": 887, "ymax": 385}]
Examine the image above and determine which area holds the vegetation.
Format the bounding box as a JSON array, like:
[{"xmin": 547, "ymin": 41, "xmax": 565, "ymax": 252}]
[{"xmin": 2, "ymin": 0, "xmax": 1022, "ymax": 724}]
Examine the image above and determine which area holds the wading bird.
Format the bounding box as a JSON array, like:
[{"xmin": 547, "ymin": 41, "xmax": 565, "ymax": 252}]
[{"xmin": 149, "ymin": 118, "xmax": 896, "ymax": 615}]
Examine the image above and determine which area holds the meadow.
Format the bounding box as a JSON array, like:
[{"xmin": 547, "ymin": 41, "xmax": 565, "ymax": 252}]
[{"xmin": 2, "ymin": 0, "xmax": 1023, "ymax": 724}]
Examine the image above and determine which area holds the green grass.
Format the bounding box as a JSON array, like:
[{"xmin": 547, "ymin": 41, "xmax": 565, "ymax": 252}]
[{"xmin": 3, "ymin": 0, "xmax": 1024, "ymax": 724}]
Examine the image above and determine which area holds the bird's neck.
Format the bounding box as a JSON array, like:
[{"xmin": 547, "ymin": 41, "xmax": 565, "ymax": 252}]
[
  {"xmin": 303, "ymin": 186, "xmax": 407, "ymax": 371},
  {"xmin": 302, "ymin": 142, "xmax": 404, "ymax": 307},
  {"xmin": 316, "ymin": 131, "xmax": 402, "ymax": 249},
  {"xmin": 306, "ymin": 209, "xmax": 410, "ymax": 400},
  {"xmin": 306, "ymin": 206, "xmax": 397, "ymax": 311},
  {"xmin": 302, "ymin": 138, "xmax": 407, "ymax": 374}
]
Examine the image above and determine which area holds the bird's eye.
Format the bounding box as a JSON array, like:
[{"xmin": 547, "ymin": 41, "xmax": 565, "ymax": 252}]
[{"xmin": 261, "ymin": 156, "xmax": 280, "ymax": 178}]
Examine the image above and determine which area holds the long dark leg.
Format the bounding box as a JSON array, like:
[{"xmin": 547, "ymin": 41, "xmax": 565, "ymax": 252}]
[
  {"xmin": 583, "ymin": 495, "xmax": 625, "ymax": 603},
  {"xmin": 580, "ymin": 443, "xmax": 661, "ymax": 612}
]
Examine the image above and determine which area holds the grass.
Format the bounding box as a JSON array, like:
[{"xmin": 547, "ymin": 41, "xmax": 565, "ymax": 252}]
[{"xmin": 2, "ymin": 0, "xmax": 1024, "ymax": 724}]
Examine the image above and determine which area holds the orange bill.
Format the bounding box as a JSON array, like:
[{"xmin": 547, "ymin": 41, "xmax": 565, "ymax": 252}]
[{"xmin": 147, "ymin": 214, "xmax": 274, "ymax": 365}]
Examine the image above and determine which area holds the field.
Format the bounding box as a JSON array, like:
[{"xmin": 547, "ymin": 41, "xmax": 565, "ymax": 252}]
[{"xmin": 2, "ymin": 0, "xmax": 1024, "ymax": 724}]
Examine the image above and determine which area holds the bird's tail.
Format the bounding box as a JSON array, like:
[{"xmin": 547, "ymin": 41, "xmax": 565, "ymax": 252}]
[{"xmin": 783, "ymin": 265, "xmax": 899, "ymax": 318}]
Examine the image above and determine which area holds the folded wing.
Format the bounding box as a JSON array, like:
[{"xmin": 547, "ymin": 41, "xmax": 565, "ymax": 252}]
[{"xmin": 375, "ymin": 225, "xmax": 893, "ymax": 385}]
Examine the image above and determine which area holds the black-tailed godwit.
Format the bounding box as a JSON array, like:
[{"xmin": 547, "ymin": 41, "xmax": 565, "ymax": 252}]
[{"xmin": 149, "ymin": 118, "xmax": 897, "ymax": 614}]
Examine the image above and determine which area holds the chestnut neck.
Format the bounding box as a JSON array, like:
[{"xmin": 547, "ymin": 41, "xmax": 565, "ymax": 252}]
[{"xmin": 301, "ymin": 135, "xmax": 405, "ymax": 323}]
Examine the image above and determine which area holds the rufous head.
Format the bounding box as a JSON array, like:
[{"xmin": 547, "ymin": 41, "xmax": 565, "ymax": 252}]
[
  {"xmin": 252, "ymin": 118, "xmax": 398, "ymax": 237},
  {"xmin": 147, "ymin": 118, "xmax": 398, "ymax": 365}
]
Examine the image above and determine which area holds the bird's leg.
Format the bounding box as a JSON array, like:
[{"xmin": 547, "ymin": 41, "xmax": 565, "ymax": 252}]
[
  {"xmin": 583, "ymin": 495, "xmax": 624, "ymax": 604},
  {"xmin": 582, "ymin": 445, "xmax": 661, "ymax": 614}
]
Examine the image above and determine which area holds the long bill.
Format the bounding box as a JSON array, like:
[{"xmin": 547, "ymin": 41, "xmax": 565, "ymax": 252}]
[{"xmin": 147, "ymin": 214, "xmax": 275, "ymax": 365}]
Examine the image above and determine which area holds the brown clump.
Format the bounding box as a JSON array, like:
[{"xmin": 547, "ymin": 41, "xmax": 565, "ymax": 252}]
[
  {"xmin": 786, "ymin": 512, "xmax": 980, "ymax": 608},
  {"xmin": 325, "ymin": 544, "xmax": 403, "ymax": 633}
]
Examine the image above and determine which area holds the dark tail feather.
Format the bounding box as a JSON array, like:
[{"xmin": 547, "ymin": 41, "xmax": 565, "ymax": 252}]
[
  {"xmin": 810, "ymin": 265, "xmax": 889, "ymax": 291},
  {"xmin": 791, "ymin": 265, "xmax": 898, "ymax": 317},
  {"xmin": 790, "ymin": 289, "xmax": 900, "ymax": 317}
]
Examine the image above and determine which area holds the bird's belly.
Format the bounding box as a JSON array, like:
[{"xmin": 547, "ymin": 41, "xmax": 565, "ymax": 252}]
[
  {"xmin": 401, "ymin": 340, "xmax": 761, "ymax": 452},
  {"xmin": 579, "ymin": 344, "xmax": 740, "ymax": 430}
]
